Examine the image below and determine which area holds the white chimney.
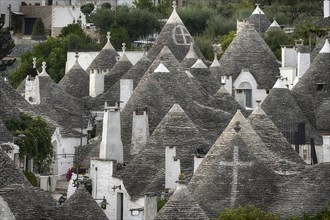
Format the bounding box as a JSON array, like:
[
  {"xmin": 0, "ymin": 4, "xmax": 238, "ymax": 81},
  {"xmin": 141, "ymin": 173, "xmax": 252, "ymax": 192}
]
[
  {"xmin": 89, "ymin": 68, "xmax": 104, "ymax": 97},
  {"xmin": 324, "ymin": 0, "xmax": 330, "ymax": 18},
  {"xmin": 281, "ymin": 46, "xmax": 298, "ymax": 68},
  {"xmin": 120, "ymin": 79, "xmax": 133, "ymax": 110},
  {"xmin": 99, "ymin": 102, "xmax": 123, "ymax": 163},
  {"xmin": 165, "ymin": 146, "xmax": 180, "ymax": 189},
  {"xmin": 297, "ymin": 52, "xmax": 310, "ymax": 78},
  {"xmin": 25, "ymin": 58, "xmax": 40, "ymax": 105},
  {"xmin": 131, "ymin": 109, "xmax": 149, "ymax": 155}
]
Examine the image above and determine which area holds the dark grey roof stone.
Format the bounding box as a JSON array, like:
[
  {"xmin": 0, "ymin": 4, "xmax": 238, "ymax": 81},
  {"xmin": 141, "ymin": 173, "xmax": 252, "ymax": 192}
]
[
  {"xmin": 0, "ymin": 148, "xmax": 29, "ymax": 189},
  {"xmin": 61, "ymin": 186, "xmax": 108, "ymax": 219},
  {"xmin": 247, "ymin": 14, "xmax": 271, "ymax": 33},
  {"xmin": 0, "ymin": 76, "xmax": 37, "ymax": 122},
  {"xmin": 315, "ymin": 16, "xmax": 330, "ymax": 28},
  {"xmin": 76, "ymin": 136, "xmax": 101, "ymax": 168},
  {"xmin": 261, "ymin": 87, "xmax": 322, "ymax": 145},
  {"xmin": 0, "ymin": 183, "xmax": 57, "ymax": 219},
  {"xmin": 181, "ymin": 43, "xmax": 199, "ymax": 69},
  {"xmin": 17, "ymin": 70, "xmax": 89, "ymax": 135},
  {"xmin": 248, "ymin": 106, "xmax": 306, "ymax": 173},
  {"xmin": 85, "ymin": 54, "xmax": 151, "ymax": 111},
  {"xmin": 271, "ymin": 163, "xmax": 330, "ymax": 218},
  {"xmin": 147, "ymin": 8, "xmax": 205, "ymax": 62},
  {"xmin": 104, "ymin": 56, "xmax": 133, "ymax": 91},
  {"xmin": 58, "ymin": 58, "xmax": 89, "ymax": 98},
  {"xmin": 215, "ymin": 24, "xmax": 279, "ymax": 90},
  {"xmin": 120, "ymin": 104, "xmax": 210, "ymax": 198},
  {"xmin": 155, "ymin": 183, "xmax": 209, "ymax": 220},
  {"xmin": 315, "ymin": 99, "xmax": 330, "ymax": 133},
  {"xmin": 311, "ymin": 33, "xmax": 329, "ymax": 61},
  {"xmin": 0, "ymin": 119, "xmax": 13, "ymax": 143},
  {"xmin": 188, "ymin": 111, "xmax": 280, "ymax": 218},
  {"xmin": 87, "ymin": 36, "xmax": 119, "ymax": 70}
]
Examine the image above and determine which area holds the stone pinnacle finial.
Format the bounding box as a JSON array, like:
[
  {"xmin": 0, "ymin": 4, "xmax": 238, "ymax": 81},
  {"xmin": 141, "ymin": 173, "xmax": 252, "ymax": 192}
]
[
  {"xmin": 122, "ymin": 43, "xmax": 126, "ymax": 53},
  {"xmin": 255, "ymin": 3, "xmax": 260, "ymax": 7},
  {"xmin": 106, "ymin": 32, "xmax": 111, "ymax": 42},
  {"xmin": 32, "ymin": 57, "xmax": 37, "ymax": 68},
  {"xmin": 234, "ymin": 121, "xmax": 241, "ymax": 133},
  {"xmin": 42, "ymin": 61, "xmax": 46, "ymax": 70},
  {"xmin": 75, "ymin": 51, "xmax": 79, "ymax": 60},
  {"xmin": 256, "ymin": 100, "xmax": 261, "ymax": 107},
  {"xmin": 172, "ymin": 1, "xmax": 177, "ymax": 9}
]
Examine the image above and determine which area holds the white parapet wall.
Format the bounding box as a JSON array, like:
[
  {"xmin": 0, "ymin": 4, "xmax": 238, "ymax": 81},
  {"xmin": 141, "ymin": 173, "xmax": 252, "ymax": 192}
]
[
  {"xmin": 131, "ymin": 110, "xmax": 149, "ymax": 155},
  {"xmin": 165, "ymin": 146, "xmax": 181, "ymax": 189},
  {"xmin": 323, "ymin": 136, "xmax": 330, "ymax": 162},
  {"xmin": 120, "ymin": 79, "xmax": 133, "ymax": 110},
  {"xmin": 324, "ymin": 0, "xmax": 330, "ymax": 18}
]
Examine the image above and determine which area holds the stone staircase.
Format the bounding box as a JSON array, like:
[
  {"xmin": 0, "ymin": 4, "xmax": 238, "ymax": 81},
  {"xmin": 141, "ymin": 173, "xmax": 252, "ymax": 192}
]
[{"xmin": 54, "ymin": 175, "xmax": 69, "ymax": 195}]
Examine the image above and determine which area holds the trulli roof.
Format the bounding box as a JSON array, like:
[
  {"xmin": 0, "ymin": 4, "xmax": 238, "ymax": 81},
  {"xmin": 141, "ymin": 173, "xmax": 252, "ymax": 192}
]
[
  {"xmin": 58, "ymin": 55, "xmax": 89, "ymax": 98},
  {"xmin": 154, "ymin": 182, "xmax": 209, "ymax": 220},
  {"xmin": 216, "ymin": 24, "xmax": 279, "ymax": 90},
  {"xmin": 247, "ymin": 5, "xmax": 271, "ymax": 33},
  {"xmin": 188, "ymin": 110, "xmax": 280, "ymax": 218},
  {"xmin": 120, "ymin": 104, "xmax": 209, "ymax": 198}
]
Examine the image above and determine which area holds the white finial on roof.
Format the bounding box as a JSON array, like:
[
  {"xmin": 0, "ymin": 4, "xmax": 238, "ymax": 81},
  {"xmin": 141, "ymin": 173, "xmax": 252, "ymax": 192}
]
[
  {"xmin": 103, "ymin": 31, "xmax": 115, "ymax": 50},
  {"xmin": 75, "ymin": 52, "xmax": 79, "ymax": 60},
  {"xmin": 191, "ymin": 59, "xmax": 207, "ymax": 69},
  {"xmin": 32, "ymin": 57, "xmax": 37, "ymax": 68},
  {"xmin": 169, "ymin": 103, "xmax": 185, "ymax": 113},
  {"xmin": 251, "ymin": 100, "xmax": 266, "ymax": 115},
  {"xmin": 122, "ymin": 43, "xmax": 126, "ymax": 53},
  {"xmin": 154, "ymin": 63, "xmax": 170, "ymax": 73},
  {"xmin": 273, "ymin": 76, "xmax": 288, "ymax": 89},
  {"xmin": 210, "ymin": 52, "xmax": 220, "ymax": 67},
  {"xmin": 252, "ymin": 3, "xmax": 265, "ymax": 15},
  {"xmin": 39, "ymin": 61, "xmax": 48, "ymax": 76},
  {"xmin": 320, "ymin": 39, "xmax": 330, "ymax": 53},
  {"xmin": 166, "ymin": 1, "xmax": 183, "ymax": 24},
  {"xmin": 119, "ymin": 43, "xmax": 130, "ymax": 62},
  {"xmin": 172, "ymin": 1, "xmax": 177, "ymax": 9}
]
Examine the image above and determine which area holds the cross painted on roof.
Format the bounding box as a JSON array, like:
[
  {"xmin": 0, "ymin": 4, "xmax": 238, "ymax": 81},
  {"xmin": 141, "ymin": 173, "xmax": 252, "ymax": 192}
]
[{"xmin": 219, "ymin": 145, "xmax": 253, "ymax": 208}]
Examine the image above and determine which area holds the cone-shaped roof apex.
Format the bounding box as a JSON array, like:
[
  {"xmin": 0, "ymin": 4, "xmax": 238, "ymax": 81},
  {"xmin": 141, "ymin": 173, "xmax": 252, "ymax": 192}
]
[
  {"xmin": 320, "ymin": 39, "xmax": 330, "ymax": 53},
  {"xmin": 273, "ymin": 78, "xmax": 288, "ymax": 89}
]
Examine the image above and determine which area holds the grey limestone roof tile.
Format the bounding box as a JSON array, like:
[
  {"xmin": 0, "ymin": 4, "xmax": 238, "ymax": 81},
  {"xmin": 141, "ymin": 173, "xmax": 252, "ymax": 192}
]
[
  {"xmin": 0, "ymin": 183, "xmax": 57, "ymax": 220},
  {"xmin": 104, "ymin": 57, "xmax": 133, "ymax": 91},
  {"xmin": 85, "ymin": 54, "xmax": 151, "ymax": 111},
  {"xmin": 215, "ymin": 24, "xmax": 279, "ymax": 90},
  {"xmin": 155, "ymin": 182, "xmax": 209, "ymax": 220},
  {"xmin": 261, "ymin": 87, "xmax": 322, "ymax": 145},
  {"xmin": 247, "ymin": 5, "xmax": 271, "ymax": 33},
  {"xmin": 0, "ymin": 119, "xmax": 13, "ymax": 143},
  {"xmin": 315, "ymin": 16, "xmax": 330, "ymax": 28},
  {"xmin": 270, "ymin": 163, "xmax": 330, "ymax": 218},
  {"xmin": 60, "ymin": 186, "xmax": 108, "ymax": 219},
  {"xmin": 248, "ymin": 106, "xmax": 306, "ymax": 172},
  {"xmin": 58, "ymin": 56, "xmax": 89, "ymax": 98},
  {"xmin": 315, "ymin": 99, "xmax": 330, "ymax": 133},
  {"xmin": 147, "ymin": 7, "xmax": 205, "ymax": 62},
  {"xmin": 188, "ymin": 111, "xmax": 280, "ymax": 218},
  {"xmin": 120, "ymin": 104, "xmax": 210, "ymax": 199},
  {"xmin": 87, "ymin": 34, "xmax": 119, "ymax": 70},
  {"xmin": 0, "ymin": 148, "xmax": 29, "ymax": 189},
  {"xmin": 181, "ymin": 43, "xmax": 199, "ymax": 69},
  {"xmin": 76, "ymin": 136, "xmax": 101, "ymax": 168}
]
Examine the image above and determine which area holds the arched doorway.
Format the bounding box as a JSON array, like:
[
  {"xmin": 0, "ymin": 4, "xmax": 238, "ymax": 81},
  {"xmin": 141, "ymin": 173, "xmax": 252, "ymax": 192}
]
[{"xmin": 236, "ymin": 82, "xmax": 252, "ymax": 108}]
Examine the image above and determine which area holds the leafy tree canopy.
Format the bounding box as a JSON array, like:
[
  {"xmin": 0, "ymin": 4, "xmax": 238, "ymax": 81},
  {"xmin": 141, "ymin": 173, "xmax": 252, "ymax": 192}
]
[
  {"xmin": 31, "ymin": 18, "xmax": 47, "ymax": 41},
  {"xmin": 5, "ymin": 113, "xmax": 53, "ymax": 174},
  {"xmin": 80, "ymin": 3, "xmax": 95, "ymax": 15},
  {"xmin": 0, "ymin": 23, "xmax": 16, "ymax": 71}
]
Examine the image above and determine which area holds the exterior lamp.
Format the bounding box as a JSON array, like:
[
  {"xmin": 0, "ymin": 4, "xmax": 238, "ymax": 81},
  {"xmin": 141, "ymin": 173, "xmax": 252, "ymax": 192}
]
[
  {"xmin": 112, "ymin": 185, "xmax": 121, "ymax": 191},
  {"xmin": 99, "ymin": 196, "xmax": 109, "ymax": 210}
]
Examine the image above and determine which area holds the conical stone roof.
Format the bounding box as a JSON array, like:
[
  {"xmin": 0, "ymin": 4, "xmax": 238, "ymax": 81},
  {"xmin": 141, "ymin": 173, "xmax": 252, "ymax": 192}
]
[
  {"xmin": 147, "ymin": 3, "xmax": 204, "ymax": 62},
  {"xmin": 58, "ymin": 53, "xmax": 89, "ymax": 98},
  {"xmin": 310, "ymin": 32, "xmax": 330, "ymax": 61},
  {"xmin": 181, "ymin": 42, "xmax": 199, "ymax": 68},
  {"xmin": 315, "ymin": 99, "xmax": 330, "ymax": 132},
  {"xmin": 261, "ymin": 86, "xmax": 322, "ymax": 145},
  {"xmin": 120, "ymin": 103, "xmax": 210, "ymax": 198},
  {"xmin": 270, "ymin": 163, "xmax": 330, "ymax": 218},
  {"xmin": 247, "ymin": 5, "xmax": 271, "ymax": 33},
  {"xmin": 60, "ymin": 186, "xmax": 108, "ymax": 219},
  {"xmin": 215, "ymin": 24, "xmax": 279, "ymax": 90},
  {"xmin": 292, "ymin": 39, "xmax": 330, "ymax": 100},
  {"xmin": 266, "ymin": 19, "xmax": 283, "ymax": 32},
  {"xmin": 17, "ymin": 63, "xmax": 89, "ymax": 135},
  {"xmin": 85, "ymin": 53, "xmax": 151, "ymax": 111},
  {"xmin": 0, "ymin": 77, "xmax": 37, "ymax": 122},
  {"xmin": 0, "ymin": 119, "xmax": 13, "ymax": 143},
  {"xmin": 87, "ymin": 32, "xmax": 119, "ymax": 70},
  {"xmin": 248, "ymin": 106, "xmax": 306, "ymax": 173},
  {"xmin": 104, "ymin": 46, "xmax": 133, "ymax": 91},
  {"xmin": 155, "ymin": 182, "xmax": 209, "ymax": 220},
  {"xmin": 0, "ymin": 148, "xmax": 29, "ymax": 189},
  {"xmin": 190, "ymin": 59, "xmax": 220, "ymax": 95},
  {"xmin": 188, "ymin": 111, "xmax": 280, "ymax": 218}
]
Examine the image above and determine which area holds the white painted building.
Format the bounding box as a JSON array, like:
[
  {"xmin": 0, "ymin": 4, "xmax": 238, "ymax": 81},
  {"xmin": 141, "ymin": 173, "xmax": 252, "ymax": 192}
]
[{"xmin": 233, "ymin": 69, "xmax": 268, "ymax": 109}]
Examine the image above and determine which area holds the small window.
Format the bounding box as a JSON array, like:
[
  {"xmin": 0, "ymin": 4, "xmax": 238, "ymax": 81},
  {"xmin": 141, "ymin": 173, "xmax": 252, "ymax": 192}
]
[
  {"xmin": 28, "ymin": 97, "xmax": 34, "ymax": 102},
  {"xmin": 226, "ymin": 75, "xmax": 230, "ymax": 79},
  {"xmin": 172, "ymin": 25, "xmax": 191, "ymax": 45},
  {"xmin": 316, "ymin": 83, "xmax": 325, "ymax": 91},
  {"xmin": 266, "ymin": 90, "xmax": 270, "ymax": 94}
]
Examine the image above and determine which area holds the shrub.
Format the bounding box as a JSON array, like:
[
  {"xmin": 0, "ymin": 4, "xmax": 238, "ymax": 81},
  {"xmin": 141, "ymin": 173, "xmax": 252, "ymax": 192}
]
[
  {"xmin": 65, "ymin": 167, "xmax": 74, "ymax": 181},
  {"xmin": 214, "ymin": 205, "xmax": 280, "ymax": 220},
  {"xmin": 24, "ymin": 171, "xmax": 38, "ymax": 187}
]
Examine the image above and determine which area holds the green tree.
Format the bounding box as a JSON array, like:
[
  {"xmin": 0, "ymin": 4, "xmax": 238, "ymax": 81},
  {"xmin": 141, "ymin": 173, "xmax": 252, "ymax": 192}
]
[
  {"xmin": 31, "ymin": 18, "xmax": 47, "ymax": 41},
  {"xmin": 80, "ymin": 3, "xmax": 95, "ymax": 16},
  {"xmin": 109, "ymin": 23, "xmax": 130, "ymax": 49},
  {"xmin": 133, "ymin": 0, "xmax": 155, "ymax": 12},
  {"xmin": 5, "ymin": 113, "xmax": 53, "ymax": 174},
  {"xmin": 219, "ymin": 31, "xmax": 236, "ymax": 57},
  {"xmin": 195, "ymin": 35, "xmax": 214, "ymax": 60},
  {"xmin": 89, "ymin": 7, "xmax": 115, "ymax": 35},
  {"xmin": 101, "ymin": 2, "xmax": 111, "ymax": 9},
  {"xmin": 213, "ymin": 205, "xmax": 280, "ymax": 220},
  {"xmin": 0, "ymin": 23, "xmax": 15, "ymax": 71},
  {"xmin": 264, "ymin": 30, "xmax": 292, "ymax": 60}
]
